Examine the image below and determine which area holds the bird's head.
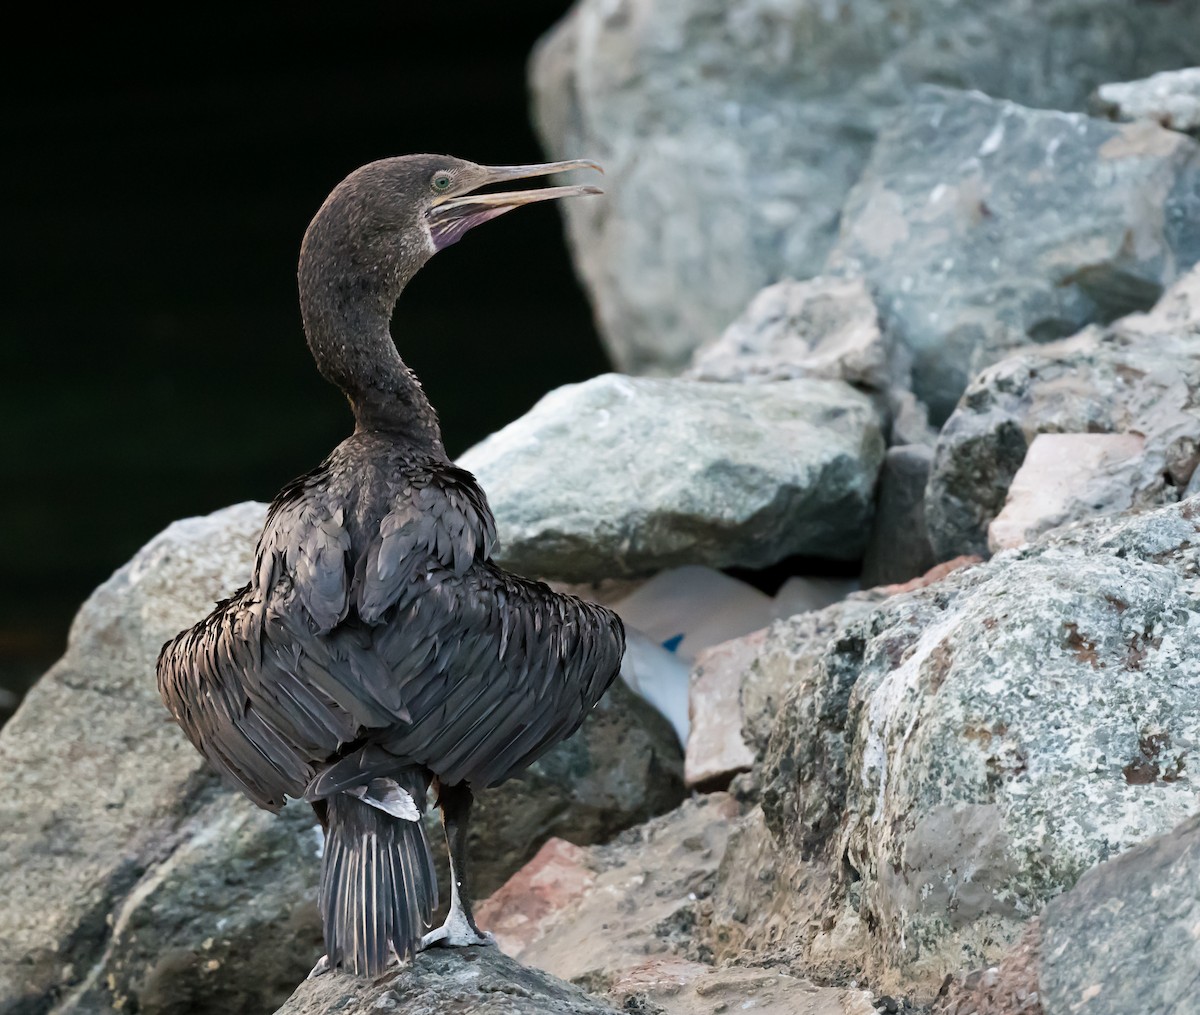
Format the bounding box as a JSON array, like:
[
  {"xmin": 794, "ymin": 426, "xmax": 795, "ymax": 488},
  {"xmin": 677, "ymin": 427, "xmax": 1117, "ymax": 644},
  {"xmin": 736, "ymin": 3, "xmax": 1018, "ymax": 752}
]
[{"xmin": 301, "ymin": 154, "xmax": 602, "ymax": 291}]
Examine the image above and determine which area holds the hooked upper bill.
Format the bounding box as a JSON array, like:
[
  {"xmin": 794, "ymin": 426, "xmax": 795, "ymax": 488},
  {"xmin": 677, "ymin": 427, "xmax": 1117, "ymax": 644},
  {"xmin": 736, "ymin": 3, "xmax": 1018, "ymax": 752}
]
[{"xmin": 426, "ymin": 159, "xmax": 603, "ymax": 251}]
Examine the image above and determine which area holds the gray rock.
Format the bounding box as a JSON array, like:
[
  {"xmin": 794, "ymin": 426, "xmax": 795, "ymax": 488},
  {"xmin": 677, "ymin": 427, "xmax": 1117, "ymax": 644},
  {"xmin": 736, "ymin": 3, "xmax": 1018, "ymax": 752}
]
[
  {"xmin": 0, "ymin": 502, "xmax": 318, "ymax": 1015},
  {"xmin": 275, "ymin": 948, "xmax": 619, "ymax": 1015},
  {"xmin": 926, "ymin": 265, "xmax": 1200, "ymax": 560},
  {"xmin": 827, "ymin": 87, "xmax": 1200, "ymax": 423},
  {"xmin": 1039, "ymin": 812, "xmax": 1200, "ymax": 1014},
  {"xmin": 860, "ymin": 445, "xmax": 936, "ymax": 587},
  {"xmin": 530, "ymin": 0, "xmax": 1200, "ymax": 375},
  {"xmin": 716, "ymin": 499, "xmax": 1200, "ymax": 995},
  {"xmin": 740, "ymin": 594, "xmax": 887, "ymax": 760},
  {"xmin": 0, "ymin": 503, "xmax": 684, "ymax": 1014},
  {"xmin": 1094, "ymin": 66, "xmax": 1200, "ymax": 137},
  {"xmin": 458, "ymin": 373, "xmax": 885, "ymax": 581},
  {"xmin": 685, "ymin": 276, "xmax": 889, "ymax": 390}
]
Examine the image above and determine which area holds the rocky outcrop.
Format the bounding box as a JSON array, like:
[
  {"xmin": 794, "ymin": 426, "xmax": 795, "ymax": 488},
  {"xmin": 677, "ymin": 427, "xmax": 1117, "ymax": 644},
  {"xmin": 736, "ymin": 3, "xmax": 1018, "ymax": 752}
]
[
  {"xmin": 476, "ymin": 794, "xmax": 879, "ymax": 1014},
  {"xmin": 531, "ymin": 0, "xmax": 1199, "ymax": 375},
  {"xmin": 827, "ymin": 87, "xmax": 1200, "ymax": 422},
  {"xmin": 1094, "ymin": 66, "xmax": 1200, "ymax": 137},
  {"xmin": 937, "ymin": 808, "xmax": 1200, "ymax": 1015},
  {"xmin": 0, "ymin": 505, "xmax": 684, "ymax": 1014},
  {"xmin": 926, "ymin": 265, "xmax": 1200, "ymax": 560},
  {"xmin": 276, "ymin": 948, "xmax": 619, "ymax": 1015},
  {"xmin": 707, "ymin": 498, "xmax": 1200, "ymax": 997},
  {"xmin": 458, "ymin": 373, "xmax": 885, "ymax": 580}
]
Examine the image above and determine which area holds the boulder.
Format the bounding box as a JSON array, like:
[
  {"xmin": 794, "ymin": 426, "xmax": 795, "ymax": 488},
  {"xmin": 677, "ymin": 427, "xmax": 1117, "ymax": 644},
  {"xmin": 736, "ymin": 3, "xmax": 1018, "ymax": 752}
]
[
  {"xmin": 1037, "ymin": 810, "xmax": 1200, "ymax": 1014},
  {"xmin": 938, "ymin": 809, "xmax": 1200, "ymax": 1015},
  {"xmin": 711, "ymin": 499, "xmax": 1200, "ymax": 996},
  {"xmin": 0, "ymin": 503, "xmax": 324, "ymax": 1015},
  {"xmin": 275, "ymin": 948, "xmax": 619, "ymax": 1015},
  {"xmin": 0, "ymin": 504, "xmax": 682, "ymax": 1013},
  {"xmin": 1094, "ymin": 66, "xmax": 1200, "ymax": 137},
  {"xmin": 684, "ymin": 276, "xmax": 889, "ymax": 390},
  {"xmin": 926, "ymin": 265, "xmax": 1200, "ymax": 560},
  {"xmin": 530, "ymin": 0, "xmax": 1199, "ymax": 374},
  {"xmin": 458, "ymin": 373, "xmax": 885, "ymax": 581},
  {"xmin": 827, "ymin": 87, "xmax": 1200, "ymax": 422}
]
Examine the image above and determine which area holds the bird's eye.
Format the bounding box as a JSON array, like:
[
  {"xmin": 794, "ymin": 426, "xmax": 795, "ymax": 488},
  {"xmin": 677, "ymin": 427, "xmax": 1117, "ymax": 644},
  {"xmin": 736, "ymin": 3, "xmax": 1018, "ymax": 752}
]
[{"xmin": 432, "ymin": 173, "xmax": 452, "ymax": 192}]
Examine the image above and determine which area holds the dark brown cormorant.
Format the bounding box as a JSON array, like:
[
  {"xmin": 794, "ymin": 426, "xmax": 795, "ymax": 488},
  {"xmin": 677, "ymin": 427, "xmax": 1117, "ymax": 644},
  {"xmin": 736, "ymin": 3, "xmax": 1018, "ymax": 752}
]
[{"xmin": 156, "ymin": 155, "xmax": 624, "ymax": 977}]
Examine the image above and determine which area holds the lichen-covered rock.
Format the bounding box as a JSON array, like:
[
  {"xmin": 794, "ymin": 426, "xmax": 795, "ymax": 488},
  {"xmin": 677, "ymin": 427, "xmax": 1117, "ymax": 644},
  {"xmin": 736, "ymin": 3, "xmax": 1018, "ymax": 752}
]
[
  {"xmin": 827, "ymin": 87, "xmax": 1200, "ymax": 422},
  {"xmin": 715, "ymin": 499, "xmax": 1200, "ymax": 996},
  {"xmin": 458, "ymin": 373, "xmax": 885, "ymax": 580},
  {"xmin": 1094, "ymin": 66, "xmax": 1200, "ymax": 137},
  {"xmin": 1038, "ymin": 811, "xmax": 1200, "ymax": 1014},
  {"xmin": 926, "ymin": 265, "xmax": 1200, "ymax": 559},
  {"xmin": 275, "ymin": 948, "xmax": 619, "ymax": 1015},
  {"xmin": 531, "ymin": 0, "xmax": 1200, "ymax": 376},
  {"xmin": 684, "ymin": 276, "xmax": 889, "ymax": 390}
]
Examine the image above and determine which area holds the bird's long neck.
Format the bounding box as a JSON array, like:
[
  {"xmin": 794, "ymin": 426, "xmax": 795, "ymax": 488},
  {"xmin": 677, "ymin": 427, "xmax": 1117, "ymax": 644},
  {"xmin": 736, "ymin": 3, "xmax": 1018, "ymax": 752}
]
[{"xmin": 298, "ymin": 213, "xmax": 444, "ymax": 453}]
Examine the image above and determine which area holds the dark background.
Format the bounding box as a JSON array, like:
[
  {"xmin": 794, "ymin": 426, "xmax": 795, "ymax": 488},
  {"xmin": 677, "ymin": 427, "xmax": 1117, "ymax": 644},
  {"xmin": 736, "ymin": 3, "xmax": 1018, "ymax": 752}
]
[{"xmin": 1, "ymin": 6, "xmax": 607, "ymax": 716}]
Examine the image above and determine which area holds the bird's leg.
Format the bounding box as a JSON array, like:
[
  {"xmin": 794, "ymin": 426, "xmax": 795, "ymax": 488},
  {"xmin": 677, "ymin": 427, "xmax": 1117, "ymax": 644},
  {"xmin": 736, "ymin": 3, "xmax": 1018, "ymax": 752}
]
[{"xmin": 420, "ymin": 782, "xmax": 494, "ymax": 949}]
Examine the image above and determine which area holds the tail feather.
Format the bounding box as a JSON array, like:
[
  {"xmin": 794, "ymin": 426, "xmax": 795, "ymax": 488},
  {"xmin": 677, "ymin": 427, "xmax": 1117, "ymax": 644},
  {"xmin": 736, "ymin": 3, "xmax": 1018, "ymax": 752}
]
[{"xmin": 320, "ymin": 770, "xmax": 437, "ymax": 975}]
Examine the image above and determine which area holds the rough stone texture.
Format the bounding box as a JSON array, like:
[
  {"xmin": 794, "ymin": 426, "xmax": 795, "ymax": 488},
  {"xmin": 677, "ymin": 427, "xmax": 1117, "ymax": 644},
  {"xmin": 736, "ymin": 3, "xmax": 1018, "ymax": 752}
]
[
  {"xmin": 514, "ymin": 794, "xmax": 738, "ymax": 989},
  {"xmin": 530, "ymin": 0, "xmax": 1200, "ymax": 375},
  {"xmin": 685, "ymin": 276, "xmax": 889, "ymax": 390},
  {"xmin": 684, "ymin": 630, "xmax": 764, "ymax": 788},
  {"xmin": 1037, "ymin": 811, "xmax": 1200, "ymax": 1015},
  {"xmin": 0, "ymin": 504, "xmax": 682, "ymax": 1014},
  {"xmin": 827, "ymin": 87, "xmax": 1200, "ymax": 422},
  {"xmin": 458, "ymin": 374, "xmax": 885, "ymax": 580},
  {"xmin": 475, "ymin": 838, "xmax": 595, "ymax": 957},
  {"xmin": 987, "ymin": 433, "xmax": 1147, "ymax": 551},
  {"xmin": 860, "ymin": 445, "xmax": 937, "ymax": 587},
  {"xmin": 0, "ymin": 503, "xmax": 327, "ymax": 1015},
  {"xmin": 608, "ymin": 960, "xmax": 878, "ymax": 1015},
  {"xmin": 926, "ymin": 265, "xmax": 1200, "ymax": 560},
  {"xmin": 446, "ymin": 677, "xmax": 685, "ymax": 903},
  {"xmin": 275, "ymin": 948, "xmax": 619, "ymax": 1015},
  {"xmin": 739, "ymin": 594, "xmax": 888, "ymax": 759},
  {"xmin": 485, "ymin": 794, "xmax": 875, "ymax": 1014},
  {"xmin": 1095, "ymin": 66, "xmax": 1200, "ymax": 137},
  {"xmin": 933, "ymin": 921, "xmax": 1044, "ymax": 1015},
  {"xmin": 712, "ymin": 499, "xmax": 1200, "ymax": 997}
]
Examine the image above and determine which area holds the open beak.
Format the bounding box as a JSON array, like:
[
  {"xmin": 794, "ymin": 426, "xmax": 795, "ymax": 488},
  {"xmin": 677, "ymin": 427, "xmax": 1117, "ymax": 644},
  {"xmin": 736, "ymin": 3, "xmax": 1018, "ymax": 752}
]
[{"xmin": 427, "ymin": 159, "xmax": 603, "ymax": 250}]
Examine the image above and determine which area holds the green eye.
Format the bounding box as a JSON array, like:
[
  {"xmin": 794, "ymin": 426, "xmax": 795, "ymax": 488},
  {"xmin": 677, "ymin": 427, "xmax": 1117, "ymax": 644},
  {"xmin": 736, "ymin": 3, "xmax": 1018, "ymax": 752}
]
[{"xmin": 433, "ymin": 174, "xmax": 452, "ymax": 191}]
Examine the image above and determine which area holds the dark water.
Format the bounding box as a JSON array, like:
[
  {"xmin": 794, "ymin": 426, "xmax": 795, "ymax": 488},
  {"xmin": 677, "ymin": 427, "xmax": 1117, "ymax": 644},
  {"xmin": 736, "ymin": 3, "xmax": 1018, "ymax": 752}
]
[{"xmin": 2, "ymin": 6, "xmax": 608, "ymax": 714}]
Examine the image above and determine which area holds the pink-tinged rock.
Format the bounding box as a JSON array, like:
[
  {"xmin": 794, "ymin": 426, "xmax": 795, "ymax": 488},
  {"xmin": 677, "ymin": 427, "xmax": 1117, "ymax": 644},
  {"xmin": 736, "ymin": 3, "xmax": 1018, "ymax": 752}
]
[
  {"xmin": 609, "ymin": 958, "xmax": 879, "ymax": 1015},
  {"xmin": 876, "ymin": 555, "xmax": 982, "ymax": 595},
  {"xmin": 988, "ymin": 433, "xmax": 1146, "ymax": 551},
  {"xmin": 475, "ymin": 837, "xmax": 595, "ymax": 958},
  {"xmin": 684, "ymin": 630, "xmax": 765, "ymax": 788}
]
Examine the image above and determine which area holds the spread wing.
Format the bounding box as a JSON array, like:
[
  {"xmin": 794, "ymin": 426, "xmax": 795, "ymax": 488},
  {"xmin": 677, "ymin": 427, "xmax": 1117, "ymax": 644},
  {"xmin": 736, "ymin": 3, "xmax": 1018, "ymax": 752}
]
[
  {"xmin": 159, "ymin": 457, "xmax": 622, "ymax": 809},
  {"xmin": 156, "ymin": 586, "xmax": 355, "ymax": 810},
  {"xmin": 370, "ymin": 564, "xmax": 625, "ymax": 788}
]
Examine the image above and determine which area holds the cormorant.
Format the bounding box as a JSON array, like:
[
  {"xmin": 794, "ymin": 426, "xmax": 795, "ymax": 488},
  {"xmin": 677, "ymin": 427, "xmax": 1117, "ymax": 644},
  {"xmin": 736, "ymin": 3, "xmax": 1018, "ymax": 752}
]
[{"xmin": 156, "ymin": 155, "xmax": 624, "ymax": 977}]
